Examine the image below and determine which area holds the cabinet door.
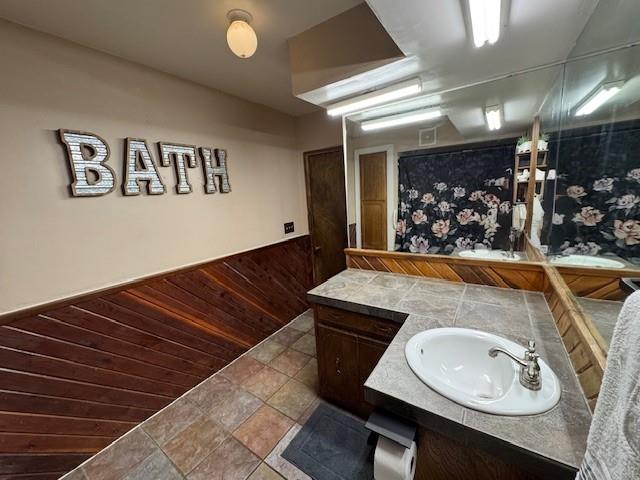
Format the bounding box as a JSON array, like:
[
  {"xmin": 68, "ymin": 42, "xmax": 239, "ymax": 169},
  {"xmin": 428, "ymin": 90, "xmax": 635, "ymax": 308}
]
[
  {"xmin": 316, "ymin": 324, "xmax": 360, "ymax": 412},
  {"xmin": 357, "ymin": 336, "xmax": 389, "ymax": 416}
]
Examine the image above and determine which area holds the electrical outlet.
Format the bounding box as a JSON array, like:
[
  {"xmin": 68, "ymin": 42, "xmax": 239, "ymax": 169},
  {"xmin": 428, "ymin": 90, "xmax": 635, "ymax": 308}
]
[{"xmin": 284, "ymin": 222, "xmax": 295, "ymax": 234}]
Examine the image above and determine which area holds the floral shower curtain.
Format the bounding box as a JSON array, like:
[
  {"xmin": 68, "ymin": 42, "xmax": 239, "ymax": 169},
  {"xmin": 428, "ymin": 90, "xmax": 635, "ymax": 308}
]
[
  {"xmin": 395, "ymin": 144, "xmax": 514, "ymax": 254},
  {"xmin": 547, "ymin": 124, "xmax": 640, "ymax": 262}
]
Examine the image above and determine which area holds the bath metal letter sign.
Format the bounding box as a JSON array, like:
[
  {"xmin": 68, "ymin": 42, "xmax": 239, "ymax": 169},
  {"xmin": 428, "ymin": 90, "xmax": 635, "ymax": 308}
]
[{"xmin": 58, "ymin": 129, "xmax": 231, "ymax": 197}]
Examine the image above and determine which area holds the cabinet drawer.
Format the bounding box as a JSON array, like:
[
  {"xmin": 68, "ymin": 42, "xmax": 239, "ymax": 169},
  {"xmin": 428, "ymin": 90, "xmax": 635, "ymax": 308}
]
[{"xmin": 315, "ymin": 304, "xmax": 400, "ymax": 341}]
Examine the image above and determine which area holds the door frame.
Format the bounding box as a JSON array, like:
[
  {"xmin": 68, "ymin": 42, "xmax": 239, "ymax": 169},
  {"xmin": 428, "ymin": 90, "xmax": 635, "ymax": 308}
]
[
  {"xmin": 354, "ymin": 145, "xmax": 395, "ymax": 251},
  {"xmin": 304, "ymin": 145, "xmax": 346, "ymax": 285}
]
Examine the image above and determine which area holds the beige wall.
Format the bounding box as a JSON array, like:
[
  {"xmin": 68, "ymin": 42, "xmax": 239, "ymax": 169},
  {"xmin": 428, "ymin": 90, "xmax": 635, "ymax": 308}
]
[
  {"xmin": 295, "ymin": 110, "xmax": 343, "ymax": 153},
  {"xmin": 0, "ymin": 20, "xmax": 309, "ymax": 314}
]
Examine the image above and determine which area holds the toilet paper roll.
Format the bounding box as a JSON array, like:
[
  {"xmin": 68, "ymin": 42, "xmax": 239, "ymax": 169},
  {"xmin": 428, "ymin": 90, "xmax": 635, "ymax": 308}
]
[{"xmin": 374, "ymin": 435, "xmax": 417, "ymax": 480}]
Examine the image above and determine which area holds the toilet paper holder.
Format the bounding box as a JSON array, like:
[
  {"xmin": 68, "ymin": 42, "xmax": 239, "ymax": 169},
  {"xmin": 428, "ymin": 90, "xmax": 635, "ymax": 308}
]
[
  {"xmin": 365, "ymin": 409, "xmax": 417, "ymax": 448},
  {"xmin": 367, "ymin": 410, "xmax": 417, "ymax": 480}
]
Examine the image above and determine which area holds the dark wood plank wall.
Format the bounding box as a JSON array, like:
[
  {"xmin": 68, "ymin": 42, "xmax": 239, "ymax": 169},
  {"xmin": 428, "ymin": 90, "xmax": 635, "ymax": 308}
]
[{"xmin": 0, "ymin": 236, "xmax": 312, "ymax": 479}]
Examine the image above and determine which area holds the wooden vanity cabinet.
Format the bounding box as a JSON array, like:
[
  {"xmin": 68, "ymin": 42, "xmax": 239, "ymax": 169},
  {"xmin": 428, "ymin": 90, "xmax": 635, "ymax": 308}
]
[{"xmin": 313, "ymin": 304, "xmax": 401, "ymax": 417}]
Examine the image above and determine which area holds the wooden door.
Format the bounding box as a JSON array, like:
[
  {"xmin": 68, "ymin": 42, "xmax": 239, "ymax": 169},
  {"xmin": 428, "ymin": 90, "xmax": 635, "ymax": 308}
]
[
  {"xmin": 316, "ymin": 324, "xmax": 360, "ymax": 413},
  {"xmin": 305, "ymin": 146, "xmax": 348, "ymax": 284},
  {"xmin": 359, "ymin": 152, "xmax": 387, "ymax": 250}
]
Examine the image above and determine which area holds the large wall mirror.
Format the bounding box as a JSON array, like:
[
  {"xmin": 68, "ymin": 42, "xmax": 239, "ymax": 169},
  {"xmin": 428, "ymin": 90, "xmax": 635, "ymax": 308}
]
[
  {"xmin": 342, "ymin": 46, "xmax": 640, "ymax": 355},
  {"xmin": 537, "ymin": 45, "xmax": 640, "ymax": 270},
  {"xmin": 344, "ymin": 65, "xmax": 563, "ymax": 262},
  {"xmin": 535, "ymin": 44, "xmax": 640, "ymax": 353}
]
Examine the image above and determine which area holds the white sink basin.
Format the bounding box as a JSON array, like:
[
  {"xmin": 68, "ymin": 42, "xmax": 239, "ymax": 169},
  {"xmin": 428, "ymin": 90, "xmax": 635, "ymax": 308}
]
[
  {"xmin": 458, "ymin": 250, "xmax": 524, "ymax": 261},
  {"xmin": 405, "ymin": 328, "xmax": 561, "ymax": 415},
  {"xmin": 550, "ymin": 254, "xmax": 625, "ymax": 269}
]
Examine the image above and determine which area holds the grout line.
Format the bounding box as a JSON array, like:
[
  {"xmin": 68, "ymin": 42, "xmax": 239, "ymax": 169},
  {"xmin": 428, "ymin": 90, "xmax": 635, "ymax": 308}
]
[
  {"xmin": 451, "ymin": 284, "xmax": 467, "ymax": 326},
  {"xmin": 139, "ymin": 427, "xmax": 189, "ymax": 479}
]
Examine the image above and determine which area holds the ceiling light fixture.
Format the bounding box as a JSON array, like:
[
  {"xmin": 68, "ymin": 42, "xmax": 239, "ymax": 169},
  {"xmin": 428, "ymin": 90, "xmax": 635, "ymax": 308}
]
[
  {"xmin": 469, "ymin": 0, "xmax": 501, "ymax": 48},
  {"xmin": 575, "ymin": 81, "xmax": 624, "ymax": 116},
  {"xmin": 485, "ymin": 105, "xmax": 501, "ymax": 130},
  {"xmin": 226, "ymin": 9, "xmax": 257, "ymax": 59},
  {"xmin": 361, "ymin": 108, "xmax": 441, "ymax": 132},
  {"xmin": 326, "ymin": 78, "xmax": 422, "ymax": 117}
]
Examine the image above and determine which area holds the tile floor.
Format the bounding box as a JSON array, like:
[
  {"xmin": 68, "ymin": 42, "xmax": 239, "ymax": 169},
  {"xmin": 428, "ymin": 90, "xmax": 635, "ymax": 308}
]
[{"xmin": 63, "ymin": 310, "xmax": 320, "ymax": 480}]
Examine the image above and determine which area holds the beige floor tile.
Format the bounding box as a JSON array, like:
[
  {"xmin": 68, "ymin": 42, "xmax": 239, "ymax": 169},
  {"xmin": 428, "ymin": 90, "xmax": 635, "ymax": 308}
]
[
  {"xmin": 290, "ymin": 334, "xmax": 316, "ymax": 357},
  {"xmin": 61, "ymin": 468, "xmax": 88, "ymax": 480},
  {"xmin": 233, "ymin": 405, "xmax": 294, "ymax": 459},
  {"xmin": 269, "ymin": 349, "xmax": 310, "ymax": 377},
  {"xmin": 294, "ymin": 359, "xmax": 318, "ymax": 392},
  {"xmin": 187, "ymin": 437, "xmax": 260, "ymax": 480},
  {"xmin": 184, "ymin": 375, "xmax": 235, "ymax": 410},
  {"xmin": 289, "ymin": 312, "xmax": 314, "ymax": 332},
  {"xmin": 122, "ymin": 449, "xmax": 182, "ymax": 480},
  {"xmin": 220, "ymin": 355, "xmax": 265, "ymax": 384},
  {"xmin": 297, "ymin": 397, "xmax": 322, "ymax": 426},
  {"xmin": 248, "ymin": 339, "xmax": 288, "ymax": 364},
  {"xmin": 243, "ymin": 366, "xmax": 289, "ymax": 401},
  {"xmin": 248, "ymin": 463, "xmax": 284, "ymax": 480},
  {"xmin": 271, "ymin": 327, "xmax": 304, "ymax": 347},
  {"xmin": 162, "ymin": 418, "xmax": 228, "ymax": 474},
  {"xmin": 267, "ymin": 379, "xmax": 317, "ymax": 421},
  {"xmin": 82, "ymin": 428, "xmax": 157, "ymax": 480},
  {"xmin": 142, "ymin": 399, "xmax": 204, "ymax": 446},
  {"xmin": 209, "ymin": 388, "xmax": 263, "ymax": 430}
]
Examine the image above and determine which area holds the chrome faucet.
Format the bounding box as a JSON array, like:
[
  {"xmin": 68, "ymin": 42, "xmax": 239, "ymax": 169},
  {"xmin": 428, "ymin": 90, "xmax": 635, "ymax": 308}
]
[{"xmin": 488, "ymin": 340, "xmax": 541, "ymax": 391}]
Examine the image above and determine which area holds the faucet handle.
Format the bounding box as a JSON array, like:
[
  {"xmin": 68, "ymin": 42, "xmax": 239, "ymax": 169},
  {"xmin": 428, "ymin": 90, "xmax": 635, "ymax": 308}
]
[{"xmin": 524, "ymin": 340, "xmax": 539, "ymax": 362}]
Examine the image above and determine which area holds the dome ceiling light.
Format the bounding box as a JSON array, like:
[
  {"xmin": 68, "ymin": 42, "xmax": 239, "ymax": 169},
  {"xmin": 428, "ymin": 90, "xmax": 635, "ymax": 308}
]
[{"xmin": 226, "ymin": 9, "xmax": 257, "ymax": 59}]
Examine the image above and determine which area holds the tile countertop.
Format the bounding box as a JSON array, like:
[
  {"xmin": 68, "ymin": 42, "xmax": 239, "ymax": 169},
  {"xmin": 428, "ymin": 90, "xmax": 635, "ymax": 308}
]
[
  {"xmin": 577, "ymin": 297, "xmax": 623, "ymax": 346},
  {"xmin": 307, "ymin": 269, "xmax": 592, "ymax": 472}
]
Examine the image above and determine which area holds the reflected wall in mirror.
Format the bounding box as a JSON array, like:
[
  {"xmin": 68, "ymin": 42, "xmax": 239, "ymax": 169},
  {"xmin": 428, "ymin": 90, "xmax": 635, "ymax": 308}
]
[
  {"xmin": 577, "ymin": 296, "xmax": 623, "ymax": 348},
  {"xmin": 345, "ymin": 66, "xmax": 563, "ymax": 262},
  {"xmin": 535, "ymin": 45, "xmax": 640, "ymax": 269}
]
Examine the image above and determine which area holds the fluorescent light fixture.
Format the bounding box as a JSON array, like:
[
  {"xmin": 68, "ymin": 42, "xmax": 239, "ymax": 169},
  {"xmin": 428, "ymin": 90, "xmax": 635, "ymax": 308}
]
[
  {"xmin": 361, "ymin": 108, "xmax": 441, "ymax": 132},
  {"xmin": 485, "ymin": 105, "xmax": 501, "ymax": 130},
  {"xmin": 469, "ymin": 0, "xmax": 501, "ymax": 48},
  {"xmin": 575, "ymin": 81, "xmax": 624, "ymax": 116},
  {"xmin": 326, "ymin": 78, "xmax": 422, "ymax": 117}
]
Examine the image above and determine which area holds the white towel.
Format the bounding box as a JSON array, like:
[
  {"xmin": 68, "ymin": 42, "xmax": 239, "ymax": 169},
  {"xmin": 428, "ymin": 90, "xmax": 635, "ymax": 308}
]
[{"xmin": 576, "ymin": 291, "xmax": 640, "ymax": 480}]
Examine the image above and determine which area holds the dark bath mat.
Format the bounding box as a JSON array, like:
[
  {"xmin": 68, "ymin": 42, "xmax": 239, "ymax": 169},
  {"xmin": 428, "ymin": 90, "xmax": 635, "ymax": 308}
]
[{"xmin": 282, "ymin": 403, "xmax": 374, "ymax": 480}]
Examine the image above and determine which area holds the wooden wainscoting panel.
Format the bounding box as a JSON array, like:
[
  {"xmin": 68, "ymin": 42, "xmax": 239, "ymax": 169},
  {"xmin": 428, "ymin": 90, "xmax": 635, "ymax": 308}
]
[
  {"xmin": 345, "ymin": 248, "xmax": 545, "ymax": 291},
  {"xmin": 0, "ymin": 236, "xmax": 312, "ymax": 478},
  {"xmin": 556, "ymin": 264, "xmax": 640, "ymax": 300},
  {"xmin": 523, "ymin": 235, "xmax": 545, "ymax": 262},
  {"xmin": 542, "ymin": 265, "xmax": 606, "ymax": 409}
]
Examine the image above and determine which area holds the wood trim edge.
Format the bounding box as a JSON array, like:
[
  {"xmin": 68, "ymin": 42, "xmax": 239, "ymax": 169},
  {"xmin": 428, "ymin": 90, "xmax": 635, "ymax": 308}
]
[{"xmin": 1, "ymin": 235, "xmax": 311, "ymax": 325}]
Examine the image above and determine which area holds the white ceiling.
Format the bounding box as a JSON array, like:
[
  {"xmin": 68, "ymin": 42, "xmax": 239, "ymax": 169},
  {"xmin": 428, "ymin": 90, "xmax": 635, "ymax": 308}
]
[
  {"xmin": 0, "ymin": 0, "xmax": 362, "ymax": 116},
  {"xmin": 560, "ymin": 45, "xmax": 640, "ymax": 125},
  {"xmin": 347, "ymin": 65, "xmax": 562, "ymax": 140},
  {"xmin": 569, "ymin": 0, "xmax": 640, "ymax": 57},
  {"xmin": 323, "ymin": 0, "xmax": 599, "ymax": 105},
  {"xmin": 344, "ymin": 0, "xmax": 640, "ymax": 143}
]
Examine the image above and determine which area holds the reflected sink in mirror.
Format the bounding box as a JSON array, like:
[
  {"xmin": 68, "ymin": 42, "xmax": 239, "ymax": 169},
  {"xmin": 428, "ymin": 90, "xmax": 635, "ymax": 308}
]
[
  {"xmin": 458, "ymin": 250, "xmax": 525, "ymax": 262},
  {"xmin": 549, "ymin": 254, "xmax": 625, "ymax": 269},
  {"xmin": 405, "ymin": 328, "xmax": 561, "ymax": 415}
]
